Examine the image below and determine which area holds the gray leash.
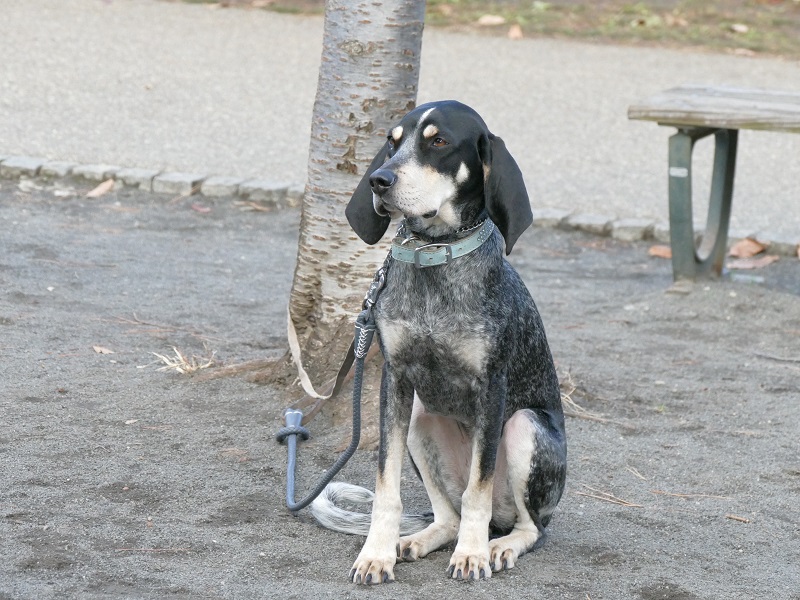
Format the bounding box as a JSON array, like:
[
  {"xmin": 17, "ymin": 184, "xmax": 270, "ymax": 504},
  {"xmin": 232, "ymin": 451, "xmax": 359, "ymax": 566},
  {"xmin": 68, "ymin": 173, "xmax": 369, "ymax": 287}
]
[{"xmin": 276, "ymin": 261, "xmax": 388, "ymax": 513}]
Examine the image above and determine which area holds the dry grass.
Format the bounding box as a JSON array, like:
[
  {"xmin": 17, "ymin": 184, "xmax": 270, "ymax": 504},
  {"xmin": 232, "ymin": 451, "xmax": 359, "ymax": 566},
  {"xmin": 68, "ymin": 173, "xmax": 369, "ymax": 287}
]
[
  {"xmin": 576, "ymin": 484, "xmax": 644, "ymax": 508},
  {"xmin": 560, "ymin": 370, "xmax": 633, "ymax": 429},
  {"xmin": 428, "ymin": 0, "xmax": 800, "ymax": 58},
  {"xmin": 651, "ymin": 489, "xmax": 732, "ymax": 500},
  {"xmin": 153, "ymin": 346, "xmax": 217, "ymax": 374},
  {"xmin": 177, "ymin": 0, "xmax": 800, "ymax": 59}
]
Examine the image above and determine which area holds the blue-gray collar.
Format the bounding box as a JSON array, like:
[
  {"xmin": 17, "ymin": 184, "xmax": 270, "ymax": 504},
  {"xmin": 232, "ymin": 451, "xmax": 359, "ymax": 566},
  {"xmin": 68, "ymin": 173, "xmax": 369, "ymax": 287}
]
[{"xmin": 391, "ymin": 219, "xmax": 495, "ymax": 268}]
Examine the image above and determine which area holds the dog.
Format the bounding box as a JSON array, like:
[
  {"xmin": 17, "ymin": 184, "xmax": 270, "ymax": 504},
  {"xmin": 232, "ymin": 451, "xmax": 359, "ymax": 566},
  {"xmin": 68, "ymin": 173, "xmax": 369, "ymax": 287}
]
[{"xmin": 311, "ymin": 100, "xmax": 567, "ymax": 584}]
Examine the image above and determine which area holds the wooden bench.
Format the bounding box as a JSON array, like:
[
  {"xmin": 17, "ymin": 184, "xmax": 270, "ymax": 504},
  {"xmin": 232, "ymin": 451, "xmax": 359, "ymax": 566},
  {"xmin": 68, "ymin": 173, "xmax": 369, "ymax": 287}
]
[{"xmin": 628, "ymin": 84, "xmax": 800, "ymax": 281}]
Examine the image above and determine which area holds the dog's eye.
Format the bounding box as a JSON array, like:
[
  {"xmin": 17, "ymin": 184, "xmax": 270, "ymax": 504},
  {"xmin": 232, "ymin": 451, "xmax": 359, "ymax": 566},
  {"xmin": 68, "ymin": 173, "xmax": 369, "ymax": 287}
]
[{"xmin": 432, "ymin": 137, "xmax": 448, "ymax": 148}]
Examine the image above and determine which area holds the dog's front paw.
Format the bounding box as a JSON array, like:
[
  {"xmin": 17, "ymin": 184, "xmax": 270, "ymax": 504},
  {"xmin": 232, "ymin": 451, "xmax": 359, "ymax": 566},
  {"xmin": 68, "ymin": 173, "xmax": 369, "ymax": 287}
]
[
  {"xmin": 489, "ymin": 541, "xmax": 518, "ymax": 572},
  {"xmin": 446, "ymin": 550, "xmax": 491, "ymax": 581},
  {"xmin": 398, "ymin": 536, "xmax": 432, "ymax": 562},
  {"xmin": 350, "ymin": 553, "xmax": 396, "ymax": 585}
]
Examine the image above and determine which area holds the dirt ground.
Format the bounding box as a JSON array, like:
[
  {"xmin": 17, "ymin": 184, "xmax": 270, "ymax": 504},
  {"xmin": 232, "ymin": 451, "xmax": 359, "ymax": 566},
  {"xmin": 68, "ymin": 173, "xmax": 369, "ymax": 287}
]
[{"xmin": 1, "ymin": 180, "xmax": 799, "ymax": 599}]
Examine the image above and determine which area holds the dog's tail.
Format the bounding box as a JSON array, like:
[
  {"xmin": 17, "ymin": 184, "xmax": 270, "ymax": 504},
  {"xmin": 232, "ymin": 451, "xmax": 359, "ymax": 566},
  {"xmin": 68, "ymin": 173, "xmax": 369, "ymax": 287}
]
[{"xmin": 310, "ymin": 482, "xmax": 433, "ymax": 536}]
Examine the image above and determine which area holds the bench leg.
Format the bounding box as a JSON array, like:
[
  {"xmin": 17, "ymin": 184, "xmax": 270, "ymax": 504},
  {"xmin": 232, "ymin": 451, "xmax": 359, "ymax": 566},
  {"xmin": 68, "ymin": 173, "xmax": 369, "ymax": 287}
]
[{"xmin": 667, "ymin": 128, "xmax": 738, "ymax": 281}]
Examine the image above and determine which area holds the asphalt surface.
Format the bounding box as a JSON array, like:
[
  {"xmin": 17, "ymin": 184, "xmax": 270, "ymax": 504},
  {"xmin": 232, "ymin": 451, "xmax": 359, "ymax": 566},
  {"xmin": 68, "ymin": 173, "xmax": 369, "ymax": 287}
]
[{"xmin": 1, "ymin": 0, "xmax": 799, "ymax": 241}]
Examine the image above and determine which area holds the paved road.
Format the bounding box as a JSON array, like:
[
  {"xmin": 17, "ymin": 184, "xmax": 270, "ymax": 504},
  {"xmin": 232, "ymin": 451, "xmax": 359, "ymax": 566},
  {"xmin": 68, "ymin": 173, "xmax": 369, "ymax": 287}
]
[{"xmin": 1, "ymin": 0, "xmax": 799, "ymax": 240}]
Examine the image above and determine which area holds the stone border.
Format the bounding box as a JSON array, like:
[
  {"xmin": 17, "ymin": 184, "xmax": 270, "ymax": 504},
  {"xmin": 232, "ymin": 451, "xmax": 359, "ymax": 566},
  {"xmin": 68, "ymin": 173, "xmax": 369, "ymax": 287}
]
[
  {"xmin": 0, "ymin": 155, "xmax": 303, "ymax": 210},
  {"xmin": 1, "ymin": 154, "xmax": 798, "ymax": 256}
]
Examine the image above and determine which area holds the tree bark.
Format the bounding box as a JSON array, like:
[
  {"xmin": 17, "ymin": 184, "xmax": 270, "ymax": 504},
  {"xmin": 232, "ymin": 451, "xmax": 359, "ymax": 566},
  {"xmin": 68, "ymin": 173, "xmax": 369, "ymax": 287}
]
[{"xmin": 287, "ymin": 0, "xmax": 426, "ymax": 393}]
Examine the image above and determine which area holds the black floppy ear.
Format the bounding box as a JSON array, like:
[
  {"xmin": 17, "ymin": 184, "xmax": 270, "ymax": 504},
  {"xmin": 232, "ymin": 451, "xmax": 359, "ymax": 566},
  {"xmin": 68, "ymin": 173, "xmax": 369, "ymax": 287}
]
[
  {"xmin": 345, "ymin": 141, "xmax": 392, "ymax": 245},
  {"xmin": 479, "ymin": 133, "xmax": 533, "ymax": 255}
]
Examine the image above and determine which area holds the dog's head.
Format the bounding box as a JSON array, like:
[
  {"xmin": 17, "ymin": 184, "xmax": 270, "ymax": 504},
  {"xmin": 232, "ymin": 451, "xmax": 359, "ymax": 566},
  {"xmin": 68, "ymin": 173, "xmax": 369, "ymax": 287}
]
[{"xmin": 345, "ymin": 100, "xmax": 532, "ymax": 254}]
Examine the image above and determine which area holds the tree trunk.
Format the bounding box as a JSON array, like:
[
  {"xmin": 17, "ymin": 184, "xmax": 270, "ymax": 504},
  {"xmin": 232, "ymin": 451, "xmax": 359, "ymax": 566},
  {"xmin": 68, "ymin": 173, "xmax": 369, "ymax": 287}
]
[{"xmin": 286, "ymin": 0, "xmax": 426, "ymax": 396}]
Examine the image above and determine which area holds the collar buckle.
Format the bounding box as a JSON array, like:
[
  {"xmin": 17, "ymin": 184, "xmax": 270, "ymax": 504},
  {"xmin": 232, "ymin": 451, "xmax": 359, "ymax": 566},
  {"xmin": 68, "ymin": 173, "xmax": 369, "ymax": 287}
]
[{"xmin": 414, "ymin": 243, "xmax": 452, "ymax": 269}]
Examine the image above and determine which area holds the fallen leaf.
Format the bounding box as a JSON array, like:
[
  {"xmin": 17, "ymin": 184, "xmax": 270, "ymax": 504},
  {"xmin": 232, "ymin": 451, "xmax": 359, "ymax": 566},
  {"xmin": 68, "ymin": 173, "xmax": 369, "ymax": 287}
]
[
  {"xmin": 728, "ymin": 238, "xmax": 765, "ymax": 258},
  {"xmin": 726, "ymin": 255, "xmax": 779, "ymax": 270},
  {"xmin": 86, "ymin": 179, "xmax": 115, "ymax": 198},
  {"xmin": 191, "ymin": 203, "xmax": 211, "ymax": 213},
  {"xmin": 477, "ymin": 14, "xmax": 506, "ymax": 26},
  {"xmin": 648, "ymin": 245, "xmax": 672, "ymax": 259},
  {"xmin": 664, "ymin": 13, "xmax": 688, "ymax": 27},
  {"xmin": 93, "ymin": 345, "xmax": 115, "ymax": 354},
  {"xmin": 18, "ymin": 180, "xmax": 42, "ymax": 193},
  {"xmin": 507, "ymin": 24, "xmax": 523, "ymax": 40}
]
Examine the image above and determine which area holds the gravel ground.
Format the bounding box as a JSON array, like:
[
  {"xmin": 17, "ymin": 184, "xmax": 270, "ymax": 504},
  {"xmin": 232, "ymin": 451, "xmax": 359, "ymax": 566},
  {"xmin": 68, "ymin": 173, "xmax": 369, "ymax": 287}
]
[{"xmin": 1, "ymin": 180, "xmax": 798, "ymax": 599}]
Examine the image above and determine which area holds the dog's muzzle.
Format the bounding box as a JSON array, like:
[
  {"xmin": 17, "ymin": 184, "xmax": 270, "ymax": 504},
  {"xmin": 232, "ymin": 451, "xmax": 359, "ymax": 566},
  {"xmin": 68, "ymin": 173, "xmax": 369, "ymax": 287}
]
[{"xmin": 370, "ymin": 168, "xmax": 396, "ymax": 216}]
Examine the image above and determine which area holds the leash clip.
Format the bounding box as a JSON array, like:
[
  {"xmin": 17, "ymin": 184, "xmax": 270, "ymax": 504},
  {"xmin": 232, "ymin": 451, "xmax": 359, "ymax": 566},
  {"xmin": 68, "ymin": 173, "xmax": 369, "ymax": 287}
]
[{"xmin": 363, "ymin": 264, "xmax": 387, "ymax": 310}]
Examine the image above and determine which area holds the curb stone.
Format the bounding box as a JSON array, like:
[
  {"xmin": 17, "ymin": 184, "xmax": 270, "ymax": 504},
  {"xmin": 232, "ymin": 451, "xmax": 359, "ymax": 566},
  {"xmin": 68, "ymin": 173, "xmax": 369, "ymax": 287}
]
[
  {"xmin": 72, "ymin": 164, "xmax": 122, "ymax": 182},
  {"xmin": 152, "ymin": 172, "xmax": 207, "ymax": 195},
  {"xmin": 564, "ymin": 213, "xmax": 613, "ymax": 236},
  {"xmin": 756, "ymin": 231, "xmax": 800, "ymax": 256},
  {"xmin": 286, "ymin": 183, "xmax": 305, "ymax": 207},
  {"xmin": 612, "ymin": 218, "xmax": 655, "ymax": 242},
  {"xmin": 201, "ymin": 175, "xmax": 245, "ymax": 197},
  {"xmin": 41, "ymin": 161, "xmax": 77, "ymax": 178},
  {"xmin": 238, "ymin": 179, "xmax": 291, "ymax": 206},
  {"xmin": 0, "ymin": 156, "xmax": 46, "ymax": 178},
  {"xmin": 1, "ymin": 154, "xmax": 798, "ymax": 256},
  {"xmin": 534, "ymin": 207, "xmax": 572, "ymax": 229},
  {"xmin": 116, "ymin": 167, "xmax": 161, "ymax": 191},
  {"xmin": 652, "ymin": 222, "xmax": 671, "ymax": 244}
]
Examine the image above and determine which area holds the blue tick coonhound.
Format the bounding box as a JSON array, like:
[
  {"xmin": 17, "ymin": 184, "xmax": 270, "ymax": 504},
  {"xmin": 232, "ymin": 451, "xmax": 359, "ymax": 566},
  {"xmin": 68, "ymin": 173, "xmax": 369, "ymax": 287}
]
[{"xmin": 311, "ymin": 100, "xmax": 567, "ymax": 584}]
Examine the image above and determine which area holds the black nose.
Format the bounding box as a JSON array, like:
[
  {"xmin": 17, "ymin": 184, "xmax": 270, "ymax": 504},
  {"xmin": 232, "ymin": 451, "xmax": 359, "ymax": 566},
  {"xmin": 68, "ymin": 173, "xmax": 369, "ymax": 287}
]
[{"xmin": 369, "ymin": 169, "xmax": 397, "ymax": 195}]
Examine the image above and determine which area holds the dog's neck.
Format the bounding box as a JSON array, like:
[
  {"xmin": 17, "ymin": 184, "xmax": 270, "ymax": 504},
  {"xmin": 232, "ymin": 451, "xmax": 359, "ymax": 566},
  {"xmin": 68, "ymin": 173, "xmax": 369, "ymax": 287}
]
[
  {"xmin": 398, "ymin": 210, "xmax": 489, "ymax": 245},
  {"xmin": 390, "ymin": 217, "xmax": 496, "ymax": 268}
]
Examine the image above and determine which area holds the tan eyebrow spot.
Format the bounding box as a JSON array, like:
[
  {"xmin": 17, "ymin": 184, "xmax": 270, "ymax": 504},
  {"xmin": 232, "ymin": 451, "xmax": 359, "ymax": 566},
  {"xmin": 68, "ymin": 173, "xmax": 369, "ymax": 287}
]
[
  {"xmin": 391, "ymin": 126, "xmax": 403, "ymax": 141},
  {"xmin": 422, "ymin": 124, "xmax": 439, "ymax": 139}
]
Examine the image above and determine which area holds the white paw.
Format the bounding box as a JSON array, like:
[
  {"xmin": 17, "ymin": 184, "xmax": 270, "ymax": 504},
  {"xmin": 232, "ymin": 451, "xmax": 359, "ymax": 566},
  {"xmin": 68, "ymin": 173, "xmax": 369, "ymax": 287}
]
[
  {"xmin": 489, "ymin": 540, "xmax": 518, "ymax": 572},
  {"xmin": 446, "ymin": 550, "xmax": 492, "ymax": 581},
  {"xmin": 350, "ymin": 552, "xmax": 396, "ymax": 585}
]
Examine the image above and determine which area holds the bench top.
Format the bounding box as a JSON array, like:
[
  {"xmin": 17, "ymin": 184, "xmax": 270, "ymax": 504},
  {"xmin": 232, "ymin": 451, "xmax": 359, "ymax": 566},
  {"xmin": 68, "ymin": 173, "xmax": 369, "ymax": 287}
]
[{"xmin": 628, "ymin": 84, "xmax": 800, "ymax": 133}]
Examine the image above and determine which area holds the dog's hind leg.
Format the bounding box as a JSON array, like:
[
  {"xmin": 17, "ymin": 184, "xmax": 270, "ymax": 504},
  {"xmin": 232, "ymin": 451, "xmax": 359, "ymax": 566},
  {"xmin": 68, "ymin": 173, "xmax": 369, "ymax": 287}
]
[
  {"xmin": 489, "ymin": 409, "xmax": 567, "ymax": 572},
  {"xmin": 398, "ymin": 396, "xmax": 465, "ymax": 562}
]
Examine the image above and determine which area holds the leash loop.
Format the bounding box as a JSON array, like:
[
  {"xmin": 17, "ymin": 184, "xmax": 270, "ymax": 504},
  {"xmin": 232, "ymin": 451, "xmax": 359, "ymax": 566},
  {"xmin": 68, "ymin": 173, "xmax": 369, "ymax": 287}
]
[
  {"xmin": 354, "ymin": 309, "xmax": 377, "ymax": 359},
  {"xmin": 276, "ymin": 408, "xmax": 310, "ymax": 443}
]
